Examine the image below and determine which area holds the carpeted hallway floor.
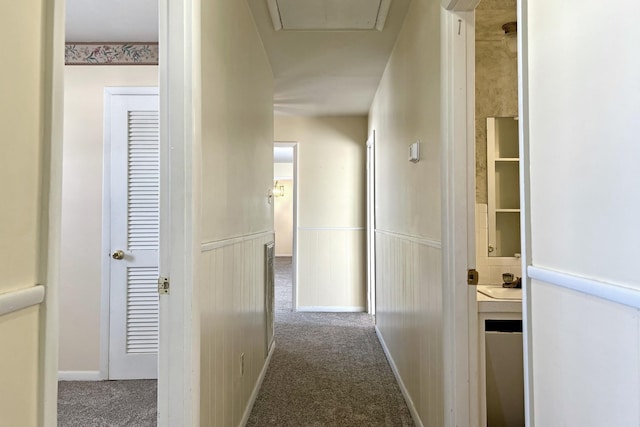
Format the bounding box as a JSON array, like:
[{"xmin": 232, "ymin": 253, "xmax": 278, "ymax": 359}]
[
  {"xmin": 58, "ymin": 256, "xmax": 413, "ymax": 426},
  {"xmin": 246, "ymin": 257, "xmax": 414, "ymax": 427}
]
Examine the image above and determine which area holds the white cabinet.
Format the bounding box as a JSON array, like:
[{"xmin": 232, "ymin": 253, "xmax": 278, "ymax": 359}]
[{"xmin": 487, "ymin": 117, "xmax": 521, "ymax": 257}]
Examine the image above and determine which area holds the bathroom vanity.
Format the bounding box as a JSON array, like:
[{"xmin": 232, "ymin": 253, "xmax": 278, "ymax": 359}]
[{"xmin": 477, "ymin": 285, "xmax": 524, "ymax": 427}]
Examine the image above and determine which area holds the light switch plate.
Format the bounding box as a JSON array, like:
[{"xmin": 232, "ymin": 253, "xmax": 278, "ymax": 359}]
[{"xmin": 409, "ymin": 141, "xmax": 420, "ymax": 163}]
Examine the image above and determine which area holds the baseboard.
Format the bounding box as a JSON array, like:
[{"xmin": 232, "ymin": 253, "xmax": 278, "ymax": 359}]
[
  {"xmin": 275, "ymin": 254, "xmax": 292, "ymax": 257},
  {"xmin": 58, "ymin": 371, "xmax": 102, "ymax": 381},
  {"xmin": 239, "ymin": 342, "xmax": 276, "ymax": 427},
  {"xmin": 375, "ymin": 326, "xmax": 423, "ymax": 427},
  {"xmin": 297, "ymin": 306, "xmax": 366, "ymax": 313}
]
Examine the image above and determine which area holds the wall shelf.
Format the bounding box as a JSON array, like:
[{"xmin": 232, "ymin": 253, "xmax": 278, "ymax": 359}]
[{"xmin": 487, "ymin": 117, "xmax": 521, "ymax": 258}]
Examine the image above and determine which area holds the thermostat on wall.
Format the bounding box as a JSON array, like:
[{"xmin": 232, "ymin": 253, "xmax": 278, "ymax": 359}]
[{"xmin": 409, "ymin": 141, "xmax": 420, "ymax": 163}]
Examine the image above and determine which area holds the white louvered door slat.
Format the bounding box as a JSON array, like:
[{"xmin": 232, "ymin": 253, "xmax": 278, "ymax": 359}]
[{"xmin": 109, "ymin": 92, "xmax": 159, "ymax": 380}]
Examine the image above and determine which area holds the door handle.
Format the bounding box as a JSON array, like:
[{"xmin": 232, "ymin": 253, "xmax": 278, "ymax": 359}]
[{"xmin": 112, "ymin": 250, "xmax": 125, "ymax": 260}]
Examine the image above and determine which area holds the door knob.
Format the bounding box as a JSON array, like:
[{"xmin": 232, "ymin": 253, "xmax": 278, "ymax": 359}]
[{"xmin": 112, "ymin": 250, "xmax": 125, "ymax": 260}]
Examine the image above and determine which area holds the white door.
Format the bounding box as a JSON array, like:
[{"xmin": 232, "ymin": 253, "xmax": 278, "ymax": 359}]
[{"xmin": 107, "ymin": 89, "xmax": 160, "ymax": 379}]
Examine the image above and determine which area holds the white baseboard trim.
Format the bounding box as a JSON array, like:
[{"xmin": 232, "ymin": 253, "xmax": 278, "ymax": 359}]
[
  {"xmin": 297, "ymin": 306, "xmax": 366, "ymax": 313},
  {"xmin": 528, "ymin": 265, "xmax": 640, "ymax": 309},
  {"xmin": 275, "ymin": 254, "xmax": 292, "ymax": 257},
  {"xmin": 375, "ymin": 326, "xmax": 423, "ymax": 427},
  {"xmin": 58, "ymin": 371, "xmax": 102, "ymax": 381},
  {"xmin": 240, "ymin": 342, "xmax": 276, "ymax": 427}
]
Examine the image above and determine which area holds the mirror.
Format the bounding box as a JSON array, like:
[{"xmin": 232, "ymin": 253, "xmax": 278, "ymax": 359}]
[{"xmin": 486, "ymin": 117, "xmax": 520, "ymax": 257}]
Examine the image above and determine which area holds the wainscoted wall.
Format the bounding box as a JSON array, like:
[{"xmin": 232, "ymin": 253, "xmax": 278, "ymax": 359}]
[
  {"xmin": 530, "ymin": 280, "xmax": 640, "ymax": 425},
  {"xmin": 375, "ymin": 231, "xmax": 443, "ymax": 427},
  {"xmin": 274, "ymin": 116, "xmax": 367, "ymax": 311},
  {"xmin": 367, "ymin": 0, "xmax": 443, "ymax": 425},
  {"xmin": 199, "ymin": 0, "xmax": 275, "ymax": 424},
  {"xmin": 526, "ymin": 0, "xmax": 640, "ymax": 424},
  {"xmin": 199, "ymin": 232, "xmax": 274, "ymax": 426},
  {"xmin": 297, "ymin": 228, "xmax": 366, "ymax": 310}
]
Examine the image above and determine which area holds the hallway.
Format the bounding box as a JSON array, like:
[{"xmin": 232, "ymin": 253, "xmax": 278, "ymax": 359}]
[{"xmin": 247, "ymin": 257, "xmax": 414, "ymax": 426}]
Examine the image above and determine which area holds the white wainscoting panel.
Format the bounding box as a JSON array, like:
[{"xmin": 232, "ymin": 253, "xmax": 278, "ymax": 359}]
[
  {"xmin": 199, "ymin": 231, "xmax": 274, "ymax": 426},
  {"xmin": 375, "ymin": 230, "xmax": 443, "ymax": 427},
  {"xmin": 297, "ymin": 228, "xmax": 366, "ymax": 310},
  {"xmin": 531, "ymin": 278, "xmax": 640, "ymax": 426}
]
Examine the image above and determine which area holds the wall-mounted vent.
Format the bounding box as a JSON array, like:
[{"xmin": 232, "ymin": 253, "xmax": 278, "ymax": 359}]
[{"xmin": 267, "ymin": 0, "xmax": 391, "ymax": 32}]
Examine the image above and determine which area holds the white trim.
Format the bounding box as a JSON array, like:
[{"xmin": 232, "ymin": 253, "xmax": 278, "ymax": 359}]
[
  {"xmin": 275, "ymin": 253, "xmax": 292, "ymax": 257},
  {"xmin": 298, "ymin": 227, "xmax": 365, "ymax": 231},
  {"xmin": 201, "ymin": 231, "xmax": 273, "ymax": 252},
  {"xmin": 440, "ymin": 7, "xmax": 475, "ymax": 427},
  {"xmin": 239, "ymin": 342, "xmax": 276, "ymax": 427},
  {"xmin": 517, "ymin": 1, "xmax": 535, "ymax": 425},
  {"xmin": 375, "ymin": 326, "xmax": 423, "ymax": 427},
  {"xmin": 275, "ymin": 142, "xmax": 299, "ymax": 311},
  {"xmin": 57, "ymin": 371, "xmax": 102, "ymax": 381},
  {"xmin": 528, "ymin": 266, "xmax": 640, "ymax": 310},
  {"xmin": 159, "ymin": 0, "xmax": 200, "ymax": 423},
  {"xmin": 297, "ymin": 306, "xmax": 366, "ymax": 313},
  {"xmin": 0, "ymin": 286, "xmax": 45, "ymax": 317},
  {"xmin": 42, "ymin": 0, "xmax": 65, "ymax": 424},
  {"xmin": 375, "ymin": 229, "xmax": 442, "ymax": 249}
]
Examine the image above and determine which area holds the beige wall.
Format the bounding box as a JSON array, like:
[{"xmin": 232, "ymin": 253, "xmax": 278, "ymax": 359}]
[
  {"xmin": 368, "ymin": 0, "xmax": 443, "ymax": 424},
  {"xmin": 274, "ymin": 116, "xmax": 367, "ymax": 310},
  {"xmin": 198, "ymin": 0, "xmax": 275, "ymax": 424},
  {"xmin": 59, "ymin": 66, "xmax": 158, "ymax": 372},
  {"xmin": 0, "ymin": 1, "xmax": 49, "ymax": 425},
  {"xmin": 274, "ymin": 179, "xmax": 293, "ymax": 256},
  {"xmin": 526, "ymin": 0, "xmax": 640, "ymax": 424}
]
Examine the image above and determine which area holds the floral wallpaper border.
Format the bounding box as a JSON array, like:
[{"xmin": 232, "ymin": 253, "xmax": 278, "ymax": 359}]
[{"xmin": 65, "ymin": 43, "xmax": 158, "ymax": 65}]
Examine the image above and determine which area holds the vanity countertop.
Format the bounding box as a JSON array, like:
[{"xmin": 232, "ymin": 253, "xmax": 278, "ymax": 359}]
[{"xmin": 477, "ymin": 284, "xmax": 522, "ymax": 313}]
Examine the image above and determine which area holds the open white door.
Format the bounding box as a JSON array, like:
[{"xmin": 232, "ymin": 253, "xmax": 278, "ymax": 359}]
[{"xmin": 105, "ymin": 88, "xmax": 160, "ymax": 379}]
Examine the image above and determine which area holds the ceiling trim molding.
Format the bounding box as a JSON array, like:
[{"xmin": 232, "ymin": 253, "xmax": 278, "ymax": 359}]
[{"xmin": 65, "ymin": 43, "xmax": 158, "ymax": 65}]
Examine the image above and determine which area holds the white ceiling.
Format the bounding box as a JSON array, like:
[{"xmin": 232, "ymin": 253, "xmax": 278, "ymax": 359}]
[
  {"xmin": 65, "ymin": 0, "xmax": 411, "ymax": 116},
  {"xmin": 66, "ymin": 0, "xmax": 158, "ymax": 42}
]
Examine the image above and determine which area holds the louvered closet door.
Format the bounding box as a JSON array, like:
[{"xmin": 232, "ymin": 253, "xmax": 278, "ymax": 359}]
[{"xmin": 108, "ymin": 91, "xmax": 159, "ymax": 379}]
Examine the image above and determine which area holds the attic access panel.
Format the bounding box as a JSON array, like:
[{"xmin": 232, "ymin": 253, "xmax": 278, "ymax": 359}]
[{"xmin": 267, "ymin": 0, "xmax": 391, "ymax": 31}]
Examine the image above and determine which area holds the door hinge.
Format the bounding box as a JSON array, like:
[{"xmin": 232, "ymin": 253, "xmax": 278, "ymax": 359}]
[
  {"xmin": 467, "ymin": 269, "xmax": 479, "ymax": 286},
  {"xmin": 158, "ymin": 277, "xmax": 170, "ymax": 295}
]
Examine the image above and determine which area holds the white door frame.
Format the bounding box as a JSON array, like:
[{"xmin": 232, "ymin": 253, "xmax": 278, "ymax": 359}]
[
  {"xmin": 274, "ymin": 141, "xmax": 299, "ymax": 310},
  {"xmin": 366, "ymin": 132, "xmax": 376, "ymax": 315},
  {"xmin": 101, "ymin": 87, "xmax": 160, "ymax": 380},
  {"xmin": 516, "ymin": 1, "xmax": 534, "ymax": 423},
  {"xmin": 43, "ymin": 0, "xmax": 65, "ymax": 424},
  {"xmin": 158, "ymin": 0, "xmax": 201, "ymax": 424},
  {"xmin": 440, "ymin": 1, "xmax": 481, "ymax": 427}
]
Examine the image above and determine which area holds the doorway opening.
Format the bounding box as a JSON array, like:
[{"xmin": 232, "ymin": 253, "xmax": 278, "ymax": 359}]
[
  {"xmin": 473, "ymin": 2, "xmax": 524, "ymax": 426},
  {"xmin": 273, "ymin": 142, "xmax": 298, "ymax": 311}
]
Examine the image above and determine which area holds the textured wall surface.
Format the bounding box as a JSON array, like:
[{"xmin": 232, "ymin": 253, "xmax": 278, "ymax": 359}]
[{"xmin": 475, "ymin": 0, "xmax": 518, "ymax": 204}]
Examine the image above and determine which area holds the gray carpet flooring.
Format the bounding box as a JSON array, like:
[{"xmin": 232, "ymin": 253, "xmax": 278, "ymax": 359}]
[
  {"xmin": 58, "ymin": 257, "xmax": 413, "ymax": 426},
  {"xmin": 58, "ymin": 379, "xmax": 157, "ymax": 426},
  {"xmin": 246, "ymin": 257, "xmax": 414, "ymax": 427}
]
